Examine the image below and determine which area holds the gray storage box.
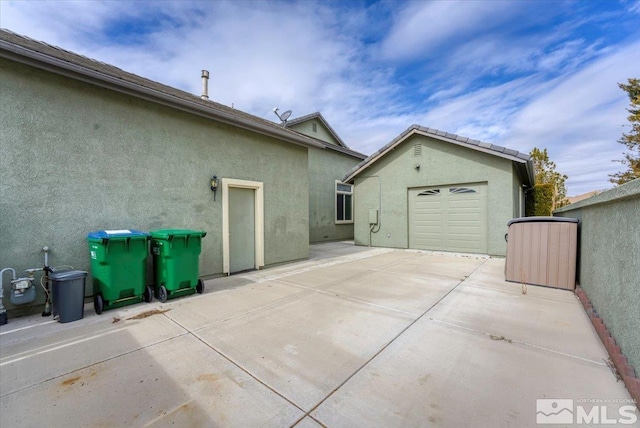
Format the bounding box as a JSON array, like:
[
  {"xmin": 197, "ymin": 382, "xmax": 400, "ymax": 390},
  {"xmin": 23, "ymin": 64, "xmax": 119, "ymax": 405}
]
[{"xmin": 50, "ymin": 270, "xmax": 88, "ymax": 323}]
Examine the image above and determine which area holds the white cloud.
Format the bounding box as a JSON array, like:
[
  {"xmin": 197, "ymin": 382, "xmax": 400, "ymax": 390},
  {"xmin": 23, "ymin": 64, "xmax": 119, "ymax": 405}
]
[
  {"xmin": 628, "ymin": 0, "xmax": 640, "ymax": 14},
  {"xmin": 379, "ymin": 0, "xmax": 524, "ymax": 61},
  {"xmin": 2, "ymin": 0, "xmax": 639, "ymax": 196},
  {"xmin": 503, "ymin": 41, "xmax": 640, "ymax": 194}
]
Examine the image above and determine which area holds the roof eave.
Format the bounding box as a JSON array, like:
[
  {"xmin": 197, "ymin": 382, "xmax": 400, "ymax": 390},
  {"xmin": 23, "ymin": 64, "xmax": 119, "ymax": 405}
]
[
  {"xmin": 319, "ymin": 142, "xmax": 367, "ymax": 160},
  {"xmin": 342, "ymin": 127, "xmax": 420, "ymax": 182},
  {"xmin": 0, "ymin": 40, "xmax": 324, "ymax": 150},
  {"xmin": 343, "ymin": 126, "xmax": 534, "ymax": 184},
  {"xmin": 287, "ymin": 112, "xmax": 349, "ymax": 149}
]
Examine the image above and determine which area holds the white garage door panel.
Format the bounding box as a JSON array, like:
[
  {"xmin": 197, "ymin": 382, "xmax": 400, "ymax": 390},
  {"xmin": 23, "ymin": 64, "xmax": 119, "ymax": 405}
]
[
  {"xmin": 409, "ymin": 183, "xmax": 487, "ymax": 253},
  {"xmin": 448, "ymin": 199, "xmax": 479, "ymax": 207},
  {"xmin": 449, "ymin": 226, "xmax": 481, "ymax": 236}
]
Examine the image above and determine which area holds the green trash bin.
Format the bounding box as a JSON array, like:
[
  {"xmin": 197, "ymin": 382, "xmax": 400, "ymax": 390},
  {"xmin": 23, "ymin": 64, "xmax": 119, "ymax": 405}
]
[
  {"xmin": 149, "ymin": 229, "xmax": 207, "ymax": 302},
  {"xmin": 87, "ymin": 230, "xmax": 153, "ymax": 314}
]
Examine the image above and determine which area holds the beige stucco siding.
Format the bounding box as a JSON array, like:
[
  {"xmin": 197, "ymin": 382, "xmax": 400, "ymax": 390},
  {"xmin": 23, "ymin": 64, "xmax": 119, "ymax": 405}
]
[{"xmin": 353, "ymin": 134, "xmax": 518, "ymax": 256}]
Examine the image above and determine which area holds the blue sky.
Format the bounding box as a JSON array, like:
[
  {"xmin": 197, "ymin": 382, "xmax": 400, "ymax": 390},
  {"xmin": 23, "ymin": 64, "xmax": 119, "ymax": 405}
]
[{"xmin": 2, "ymin": 0, "xmax": 639, "ymax": 195}]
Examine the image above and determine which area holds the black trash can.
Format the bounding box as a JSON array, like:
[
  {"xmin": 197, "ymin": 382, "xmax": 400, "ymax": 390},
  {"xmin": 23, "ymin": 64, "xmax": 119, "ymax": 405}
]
[{"xmin": 50, "ymin": 270, "xmax": 88, "ymax": 323}]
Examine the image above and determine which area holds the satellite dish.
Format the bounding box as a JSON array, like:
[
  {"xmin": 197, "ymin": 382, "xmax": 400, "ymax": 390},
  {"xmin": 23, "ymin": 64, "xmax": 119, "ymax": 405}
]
[
  {"xmin": 272, "ymin": 107, "xmax": 292, "ymax": 125},
  {"xmin": 280, "ymin": 110, "xmax": 292, "ymax": 121}
]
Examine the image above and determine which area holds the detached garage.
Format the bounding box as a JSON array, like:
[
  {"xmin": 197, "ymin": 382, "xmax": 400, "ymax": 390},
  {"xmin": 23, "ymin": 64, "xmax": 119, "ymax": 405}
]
[{"xmin": 343, "ymin": 125, "xmax": 534, "ymax": 256}]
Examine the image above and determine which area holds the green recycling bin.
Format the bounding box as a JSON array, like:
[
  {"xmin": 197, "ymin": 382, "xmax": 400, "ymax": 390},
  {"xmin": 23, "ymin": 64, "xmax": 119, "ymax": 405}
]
[
  {"xmin": 87, "ymin": 230, "xmax": 153, "ymax": 314},
  {"xmin": 149, "ymin": 229, "xmax": 207, "ymax": 302}
]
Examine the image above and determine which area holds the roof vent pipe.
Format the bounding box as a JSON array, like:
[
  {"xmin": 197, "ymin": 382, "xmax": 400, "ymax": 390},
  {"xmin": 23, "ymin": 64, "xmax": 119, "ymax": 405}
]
[{"xmin": 201, "ymin": 70, "xmax": 210, "ymax": 100}]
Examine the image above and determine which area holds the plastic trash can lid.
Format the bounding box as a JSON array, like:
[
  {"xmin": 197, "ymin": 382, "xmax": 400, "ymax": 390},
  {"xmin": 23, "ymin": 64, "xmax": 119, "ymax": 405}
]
[
  {"xmin": 49, "ymin": 270, "xmax": 88, "ymax": 280},
  {"xmin": 507, "ymin": 216, "xmax": 579, "ymax": 226},
  {"xmin": 87, "ymin": 230, "xmax": 149, "ymax": 240},
  {"xmin": 149, "ymin": 229, "xmax": 207, "ymax": 239}
]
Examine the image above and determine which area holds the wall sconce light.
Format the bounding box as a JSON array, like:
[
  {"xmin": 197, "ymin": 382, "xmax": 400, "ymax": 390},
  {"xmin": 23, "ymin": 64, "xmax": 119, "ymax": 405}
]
[
  {"xmin": 210, "ymin": 175, "xmax": 219, "ymax": 201},
  {"xmin": 414, "ymin": 164, "xmax": 421, "ymax": 172}
]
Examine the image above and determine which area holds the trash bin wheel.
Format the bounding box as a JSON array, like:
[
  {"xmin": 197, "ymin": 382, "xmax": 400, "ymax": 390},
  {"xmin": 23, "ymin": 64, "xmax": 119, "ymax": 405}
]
[
  {"xmin": 94, "ymin": 294, "xmax": 104, "ymax": 315},
  {"xmin": 143, "ymin": 286, "xmax": 153, "ymax": 303},
  {"xmin": 158, "ymin": 285, "xmax": 168, "ymax": 303},
  {"xmin": 196, "ymin": 279, "xmax": 204, "ymax": 294}
]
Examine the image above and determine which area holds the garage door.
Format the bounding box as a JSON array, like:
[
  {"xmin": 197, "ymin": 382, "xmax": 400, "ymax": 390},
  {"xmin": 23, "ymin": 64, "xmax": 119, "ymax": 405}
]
[{"xmin": 409, "ymin": 183, "xmax": 487, "ymax": 253}]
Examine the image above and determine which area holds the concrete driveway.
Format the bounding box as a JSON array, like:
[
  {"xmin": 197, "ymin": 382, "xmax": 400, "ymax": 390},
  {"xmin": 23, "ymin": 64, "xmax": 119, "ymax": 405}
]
[{"xmin": 1, "ymin": 242, "xmax": 637, "ymax": 427}]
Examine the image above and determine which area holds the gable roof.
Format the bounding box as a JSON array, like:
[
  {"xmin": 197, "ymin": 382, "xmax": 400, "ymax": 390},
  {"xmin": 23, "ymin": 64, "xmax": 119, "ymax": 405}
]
[
  {"xmin": 286, "ymin": 112, "xmax": 348, "ymax": 148},
  {"xmin": 308, "ymin": 137, "xmax": 367, "ymax": 160},
  {"xmin": 0, "ymin": 29, "xmax": 326, "ymax": 150},
  {"xmin": 343, "ymin": 124, "xmax": 535, "ymax": 186}
]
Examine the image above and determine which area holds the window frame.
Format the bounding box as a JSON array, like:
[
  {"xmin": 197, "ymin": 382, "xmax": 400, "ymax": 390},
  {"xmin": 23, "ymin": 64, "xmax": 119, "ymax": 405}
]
[
  {"xmin": 417, "ymin": 189, "xmax": 440, "ymax": 197},
  {"xmin": 449, "ymin": 187, "xmax": 477, "ymax": 194},
  {"xmin": 335, "ymin": 180, "xmax": 354, "ymax": 224}
]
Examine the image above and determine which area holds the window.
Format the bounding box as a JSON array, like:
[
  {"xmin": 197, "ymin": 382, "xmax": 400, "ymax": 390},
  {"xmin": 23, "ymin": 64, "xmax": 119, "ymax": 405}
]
[
  {"xmin": 417, "ymin": 189, "xmax": 440, "ymax": 196},
  {"xmin": 449, "ymin": 187, "xmax": 477, "ymax": 194},
  {"xmin": 336, "ymin": 181, "xmax": 353, "ymax": 223},
  {"xmin": 312, "ymin": 123, "xmax": 317, "ymax": 132}
]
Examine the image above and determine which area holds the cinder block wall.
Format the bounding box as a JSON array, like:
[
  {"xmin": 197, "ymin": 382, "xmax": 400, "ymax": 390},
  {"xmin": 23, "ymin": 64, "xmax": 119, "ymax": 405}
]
[{"xmin": 555, "ymin": 179, "xmax": 640, "ymax": 374}]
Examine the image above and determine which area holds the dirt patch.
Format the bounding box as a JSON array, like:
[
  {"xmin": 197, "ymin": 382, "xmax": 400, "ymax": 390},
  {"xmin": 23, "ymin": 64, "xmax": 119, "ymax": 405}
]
[
  {"xmin": 127, "ymin": 309, "xmax": 171, "ymax": 320},
  {"xmin": 417, "ymin": 374, "xmax": 431, "ymax": 385},
  {"xmin": 490, "ymin": 335, "xmax": 513, "ymax": 343},
  {"xmin": 197, "ymin": 373, "xmax": 219, "ymax": 383},
  {"xmin": 112, "ymin": 317, "xmax": 121, "ymax": 323},
  {"xmin": 61, "ymin": 375, "xmax": 81, "ymax": 386}
]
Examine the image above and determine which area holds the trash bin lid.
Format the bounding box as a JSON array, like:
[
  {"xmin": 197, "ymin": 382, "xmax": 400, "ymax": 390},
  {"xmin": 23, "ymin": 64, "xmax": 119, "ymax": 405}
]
[
  {"xmin": 87, "ymin": 230, "xmax": 149, "ymax": 240},
  {"xmin": 149, "ymin": 229, "xmax": 207, "ymax": 239},
  {"xmin": 507, "ymin": 216, "xmax": 578, "ymax": 226},
  {"xmin": 50, "ymin": 270, "xmax": 88, "ymax": 281}
]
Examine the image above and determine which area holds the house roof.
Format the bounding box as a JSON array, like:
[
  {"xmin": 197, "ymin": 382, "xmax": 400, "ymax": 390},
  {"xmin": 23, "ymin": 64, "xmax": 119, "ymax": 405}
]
[
  {"xmin": 308, "ymin": 137, "xmax": 367, "ymax": 159},
  {"xmin": 285, "ymin": 112, "xmax": 348, "ymax": 148},
  {"xmin": 0, "ymin": 29, "xmax": 326, "ymax": 150},
  {"xmin": 566, "ymin": 190, "xmax": 601, "ymax": 205},
  {"xmin": 343, "ymin": 124, "xmax": 535, "ymax": 186},
  {"xmin": 285, "ymin": 112, "xmax": 366, "ymax": 160}
]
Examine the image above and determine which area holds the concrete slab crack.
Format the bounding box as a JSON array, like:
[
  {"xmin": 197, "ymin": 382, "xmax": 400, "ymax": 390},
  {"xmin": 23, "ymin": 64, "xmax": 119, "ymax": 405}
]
[{"xmin": 304, "ymin": 257, "xmax": 492, "ymax": 419}]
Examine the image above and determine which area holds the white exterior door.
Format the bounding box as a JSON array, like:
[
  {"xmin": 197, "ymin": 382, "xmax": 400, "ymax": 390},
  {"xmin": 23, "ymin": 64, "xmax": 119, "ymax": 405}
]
[{"xmin": 409, "ymin": 183, "xmax": 488, "ymax": 254}]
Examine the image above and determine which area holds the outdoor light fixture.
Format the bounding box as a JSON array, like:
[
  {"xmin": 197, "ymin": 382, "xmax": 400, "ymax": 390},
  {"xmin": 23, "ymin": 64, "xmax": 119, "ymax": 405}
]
[
  {"xmin": 414, "ymin": 164, "xmax": 421, "ymax": 171},
  {"xmin": 210, "ymin": 175, "xmax": 219, "ymax": 201}
]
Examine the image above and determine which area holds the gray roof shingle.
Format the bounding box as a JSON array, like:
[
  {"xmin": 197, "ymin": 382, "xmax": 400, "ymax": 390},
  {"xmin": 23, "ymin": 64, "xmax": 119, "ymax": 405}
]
[
  {"xmin": 343, "ymin": 124, "xmax": 535, "ymax": 186},
  {"xmin": 285, "ymin": 111, "xmax": 366, "ymax": 159},
  {"xmin": 0, "ymin": 29, "xmax": 327, "ymax": 150}
]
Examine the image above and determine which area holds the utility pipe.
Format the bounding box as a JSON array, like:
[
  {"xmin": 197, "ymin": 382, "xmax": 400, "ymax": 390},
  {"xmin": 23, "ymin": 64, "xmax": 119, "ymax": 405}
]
[
  {"xmin": 0, "ymin": 267, "xmax": 17, "ymax": 325},
  {"xmin": 360, "ymin": 175, "xmax": 382, "ymax": 247}
]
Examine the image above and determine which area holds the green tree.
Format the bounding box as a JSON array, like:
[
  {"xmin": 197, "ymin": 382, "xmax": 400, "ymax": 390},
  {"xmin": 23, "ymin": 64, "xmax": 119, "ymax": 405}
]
[
  {"xmin": 610, "ymin": 78, "xmax": 640, "ymax": 185},
  {"xmin": 528, "ymin": 147, "xmax": 569, "ymax": 215}
]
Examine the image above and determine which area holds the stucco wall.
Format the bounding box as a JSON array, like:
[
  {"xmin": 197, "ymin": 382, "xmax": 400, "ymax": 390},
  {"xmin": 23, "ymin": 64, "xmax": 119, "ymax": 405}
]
[
  {"xmin": 289, "ymin": 119, "xmax": 340, "ymax": 146},
  {"xmin": 0, "ymin": 59, "xmax": 309, "ymax": 316},
  {"xmin": 555, "ymin": 179, "xmax": 640, "ymax": 374},
  {"xmin": 512, "ymin": 164, "xmax": 523, "ymax": 218},
  {"xmin": 352, "ymin": 134, "xmax": 518, "ymax": 256},
  {"xmin": 308, "ymin": 148, "xmax": 360, "ymax": 242}
]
